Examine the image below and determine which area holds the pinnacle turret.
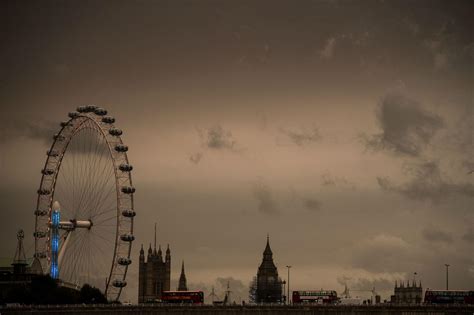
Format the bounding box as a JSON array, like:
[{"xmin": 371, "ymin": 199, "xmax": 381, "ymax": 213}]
[
  {"xmin": 178, "ymin": 260, "xmax": 188, "ymax": 291},
  {"xmin": 263, "ymin": 234, "xmax": 273, "ymax": 258}
]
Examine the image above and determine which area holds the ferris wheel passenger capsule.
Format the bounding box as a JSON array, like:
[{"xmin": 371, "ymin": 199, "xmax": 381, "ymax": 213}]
[
  {"xmin": 85, "ymin": 105, "xmax": 98, "ymax": 112},
  {"xmin": 120, "ymin": 234, "xmax": 135, "ymax": 242},
  {"xmin": 33, "ymin": 231, "xmax": 47, "ymax": 238},
  {"xmin": 94, "ymin": 108, "xmax": 107, "ymax": 116},
  {"xmin": 121, "ymin": 186, "xmax": 135, "ymax": 194},
  {"xmin": 77, "ymin": 106, "xmax": 87, "ymax": 113},
  {"xmin": 115, "ymin": 144, "xmax": 128, "ymax": 152},
  {"xmin": 34, "ymin": 209, "xmax": 48, "ymax": 216},
  {"xmin": 53, "ymin": 134, "xmax": 65, "ymax": 141},
  {"xmin": 37, "ymin": 188, "xmax": 51, "ymax": 195},
  {"xmin": 118, "ymin": 257, "xmax": 132, "ymax": 266},
  {"xmin": 122, "ymin": 209, "xmax": 136, "ymax": 217},
  {"xmin": 34, "ymin": 252, "xmax": 47, "ymax": 259},
  {"xmin": 119, "ymin": 164, "xmax": 133, "ymax": 172},
  {"xmin": 41, "ymin": 168, "xmax": 55, "ymax": 175},
  {"xmin": 109, "ymin": 128, "xmax": 123, "ymax": 136},
  {"xmin": 60, "ymin": 121, "xmax": 70, "ymax": 127},
  {"xmin": 47, "ymin": 149, "xmax": 59, "ymax": 157},
  {"xmin": 112, "ymin": 280, "xmax": 127, "ymax": 288},
  {"xmin": 68, "ymin": 112, "xmax": 79, "ymax": 118},
  {"xmin": 102, "ymin": 116, "xmax": 115, "ymax": 124}
]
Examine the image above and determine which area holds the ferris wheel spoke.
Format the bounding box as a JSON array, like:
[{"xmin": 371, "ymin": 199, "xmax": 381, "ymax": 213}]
[
  {"xmin": 91, "ymin": 184, "xmax": 117, "ymax": 218},
  {"xmin": 84, "ymin": 143, "xmax": 109, "ymax": 215},
  {"xmin": 69, "ymin": 233, "xmax": 89, "ymax": 283},
  {"xmin": 90, "ymin": 230, "xmax": 115, "ymax": 245},
  {"xmin": 93, "ymin": 215, "xmax": 117, "ymax": 227},
  {"xmin": 86, "ymin": 171, "xmax": 115, "ymax": 218},
  {"xmin": 92, "ymin": 207, "xmax": 117, "ymax": 221},
  {"xmin": 92, "ymin": 196, "xmax": 116, "ymax": 219},
  {"xmin": 82, "ymin": 156, "xmax": 111, "ymax": 215}
]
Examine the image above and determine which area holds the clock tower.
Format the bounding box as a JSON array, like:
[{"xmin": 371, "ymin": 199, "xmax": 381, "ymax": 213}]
[{"xmin": 255, "ymin": 235, "xmax": 283, "ymax": 303}]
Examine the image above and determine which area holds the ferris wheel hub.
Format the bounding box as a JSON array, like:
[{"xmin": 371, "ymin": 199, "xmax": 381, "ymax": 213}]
[{"xmin": 58, "ymin": 219, "xmax": 93, "ymax": 230}]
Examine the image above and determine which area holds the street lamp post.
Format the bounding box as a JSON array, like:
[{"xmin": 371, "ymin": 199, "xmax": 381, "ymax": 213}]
[
  {"xmin": 286, "ymin": 265, "xmax": 292, "ymax": 305},
  {"xmin": 445, "ymin": 264, "xmax": 450, "ymax": 290},
  {"xmin": 282, "ymin": 280, "xmax": 286, "ymax": 304}
]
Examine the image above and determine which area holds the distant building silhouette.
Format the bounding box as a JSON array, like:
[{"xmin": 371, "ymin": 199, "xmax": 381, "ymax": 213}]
[
  {"xmin": 255, "ymin": 235, "xmax": 283, "ymax": 303},
  {"xmin": 390, "ymin": 280, "xmax": 422, "ymax": 304},
  {"xmin": 12, "ymin": 230, "xmax": 28, "ymax": 275},
  {"xmin": 0, "ymin": 229, "xmax": 44, "ymax": 302},
  {"xmin": 138, "ymin": 224, "xmax": 171, "ymax": 303},
  {"xmin": 177, "ymin": 261, "xmax": 188, "ymax": 291}
]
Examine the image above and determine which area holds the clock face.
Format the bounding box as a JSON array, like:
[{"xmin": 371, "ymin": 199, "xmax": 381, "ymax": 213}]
[{"xmin": 268, "ymin": 276, "xmax": 275, "ymax": 282}]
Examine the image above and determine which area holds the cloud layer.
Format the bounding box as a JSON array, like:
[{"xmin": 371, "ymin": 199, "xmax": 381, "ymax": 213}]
[{"xmin": 362, "ymin": 94, "xmax": 444, "ymax": 157}]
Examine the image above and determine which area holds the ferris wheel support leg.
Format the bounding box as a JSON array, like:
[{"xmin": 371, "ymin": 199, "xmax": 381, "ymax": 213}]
[{"xmin": 58, "ymin": 231, "xmax": 71, "ymax": 267}]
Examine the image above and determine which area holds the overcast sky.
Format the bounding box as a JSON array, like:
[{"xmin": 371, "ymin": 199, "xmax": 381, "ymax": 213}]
[{"xmin": 0, "ymin": 0, "xmax": 472, "ymax": 303}]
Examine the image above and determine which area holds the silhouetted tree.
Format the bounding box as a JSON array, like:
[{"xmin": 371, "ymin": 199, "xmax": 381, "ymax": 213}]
[
  {"xmin": 1, "ymin": 275, "xmax": 107, "ymax": 305},
  {"xmin": 248, "ymin": 276, "xmax": 257, "ymax": 304},
  {"xmin": 80, "ymin": 284, "xmax": 107, "ymax": 304}
]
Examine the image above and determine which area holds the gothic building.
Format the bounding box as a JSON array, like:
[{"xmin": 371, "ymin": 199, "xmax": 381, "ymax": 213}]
[
  {"xmin": 138, "ymin": 230, "xmax": 171, "ymax": 303},
  {"xmin": 390, "ymin": 280, "xmax": 423, "ymax": 304},
  {"xmin": 255, "ymin": 236, "xmax": 283, "ymax": 303},
  {"xmin": 177, "ymin": 261, "xmax": 188, "ymax": 291}
]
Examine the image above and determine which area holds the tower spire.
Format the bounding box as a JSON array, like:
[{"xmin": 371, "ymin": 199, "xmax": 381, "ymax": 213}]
[
  {"xmin": 154, "ymin": 222, "xmax": 157, "ymax": 251},
  {"xmin": 263, "ymin": 234, "xmax": 273, "ymax": 258},
  {"xmin": 178, "ymin": 260, "xmax": 188, "ymax": 291}
]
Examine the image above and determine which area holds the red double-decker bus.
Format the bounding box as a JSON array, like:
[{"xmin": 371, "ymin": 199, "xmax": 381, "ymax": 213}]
[
  {"xmin": 161, "ymin": 291, "xmax": 204, "ymax": 304},
  {"xmin": 424, "ymin": 290, "xmax": 474, "ymax": 304},
  {"xmin": 292, "ymin": 290, "xmax": 338, "ymax": 304}
]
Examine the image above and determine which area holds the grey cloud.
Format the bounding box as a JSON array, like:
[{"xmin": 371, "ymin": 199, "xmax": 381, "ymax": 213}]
[
  {"xmin": 189, "ymin": 152, "xmax": 203, "ymax": 164},
  {"xmin": 463, "ymin": 161, "xmax": 474, "ymax": 174},
  {"xmin": 362, "ymin": 93, "xmax": 444, "ymax": 157},
  {"xmin": 377, "ymin": 161, "xmax": 474, "ymax": 202},
  {"xmin": 303, "ymin": 198, "xmax": 322, "ymax": 212},
  {"xmin": 198, "ymin": 125, "xmax": 237, "ymax": 151},
  {"xmin": 279, "ymin": 126, "xmax": 322, "ymax": 147},
  {"xmin": 253, "ymin": 181, "xmax": 279, "ymax": 215},
  {"xmin": 0, "ymin": 119, "xmax": 58, "ymax": 145},
  {"xmin": 321, "ymin": 172, "xmax": 356, "ymax": 189},
  {"xmin": 320, "ymin": 37, "xmax": 336, "ymax": 59},
  {"xmin": 422, "ymin": 227, "xmax": 453, "ymax": 244},
  {"xmin": 462, "ymin": 228, "xmax": 474, "ymax": 243}
]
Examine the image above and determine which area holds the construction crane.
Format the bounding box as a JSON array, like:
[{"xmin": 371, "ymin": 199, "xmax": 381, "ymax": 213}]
[{"xmin": 208, "ymin": 286, "xmax": 219, "ymax": 304}]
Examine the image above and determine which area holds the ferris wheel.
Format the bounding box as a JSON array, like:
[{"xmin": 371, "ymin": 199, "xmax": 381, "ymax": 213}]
[{"xmin": 33, "ymin": 105, "xmax": 136, "ymax": 301}]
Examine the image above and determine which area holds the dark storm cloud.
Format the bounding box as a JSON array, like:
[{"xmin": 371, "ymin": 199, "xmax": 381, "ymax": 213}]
[
  {"xmin": 422, "ymin": 227, "xmax": 453, "ymax": 243},
  {"xmin": 303, "ymin": 198, "xmax": 322, "ymax": 212},
  {"xmin": 198, "ymin": 125, "xmax": 237, "ymax": 151},
  {"xmin": 362, "ymin": 94, "xmax": 444, "ymax": 157},
  {"xmin": 189, "ymin": 152, "xmax": 203, "ymax": 164},
  {"xmin": 253, "ymin": 181, "xmax": 279, "ymax": 215},
  {"xmin": 377, "ymin": 161, "xmax": 474, "ymax": 202},
  {"xmin": 462, "ymin": 228, "xmax": 474, "ymax": 243},
  {"xmin": 321, "ymin": 172, "xmax": 356, "ymax": 189},
  {"xmin": 0, "ymin": 119, "xmax": 57, "ymax": 145},
  {"xmin": 278, "ymin": 126, "xmax": 322, "ymax": 147}
]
